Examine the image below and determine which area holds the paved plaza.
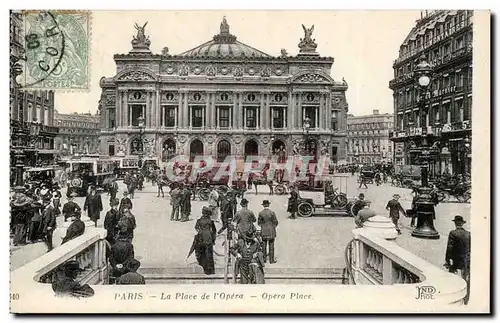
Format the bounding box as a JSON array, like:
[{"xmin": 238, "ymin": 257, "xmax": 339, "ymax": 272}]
[{"xmin": 11, "ymin": 174, "xmax": 471, "ymax": 273}]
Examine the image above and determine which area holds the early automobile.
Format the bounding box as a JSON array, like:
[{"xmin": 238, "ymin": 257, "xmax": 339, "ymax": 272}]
[
  {"xmin": 23, "ymin": 166, "xmax": 58, "ymax": 190},
  {"xmin": 296, "ymin": 175, "xmax": 356, "ymax": 217},
  {"xmin": 65, "ymin": 157, "xmax": 115, "ymax": 196}
]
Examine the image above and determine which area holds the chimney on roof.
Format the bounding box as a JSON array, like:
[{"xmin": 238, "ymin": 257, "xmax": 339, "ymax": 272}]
[{"xmin": 373, "ymin": 109, "xmax": 379, "ymax": 115}]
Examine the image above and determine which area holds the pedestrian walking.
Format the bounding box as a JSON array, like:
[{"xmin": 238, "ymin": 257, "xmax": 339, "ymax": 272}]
[
  {"xmin": 62, "ymin": 192, "xmax": 81, "ymax": 222},
  {"xmin": 218, "ymin": 192, "xmax": 234, "ymax": 234},
  {"xmin": 258, "ymin": 200, "xmax": 278, "ymax": 264},
  {"xmin": 180, "ymin": 185, "xmax": 192, "ymax": 222},
  {"xmin": 233, "ymin": 198, "xmax": 256, "ymax": 239},
  {"xmin": 193, "ymin": 206, "xmax": 217, "ymax": 275},
  {"xmin": 119, "ymin": 191, "xmax": 133, "ymax": 214},
  {"xmin": 287, "ymin": 185, "xmax": 298, "ymax": 219},
  {"xmin": 109, "ymin": 231, "xmax": 135, "ymax": 280},
  {"xmin": 351, "ymin": 193, "xmax": 367, "ymax": 217},
  {"xmin": 117, "ymin": 208, "xmax": 137, "ymax": 243},
  {"xmin": 117, "ymin": 259, "xmax": 146, "ymax": 285},
  {"xmin": 41, "ymin": 198, "xmax": 57, "ymax": 252},
  {"xmin": 51, "ymin": 184, "xmax": 62, "ymax": 216},
  {"xmin": 109, "ymin": 178, "xmax": 119, "ymax": 201},
  {"xmin": 28, "ymin": 201, "xmax": 43, "ymax": 243},
  {"xmin": 445, "ymin": 215, "xmax": 470, "ymax": 304},
  {"xmin": 157, "ymin": 171, "xmax": 165, "ymax": 198},
  {"xmin": 84, "ymin": 186, "xmax": 103, "ymax": 227},
  {"xmin": 230, "ymin": 231, "xmax": 265, "ymax": 284},
  {"xmin": 104, "ymin": 199, "xmax": 121, "ymax": 245},
  {"xmin": 208, "ymin": 187, "xmax": 220, "ymax": 222},
  {"xmin": 386, "ymin": 194, "xmax": 406, "ymax": 234},
  {"xmin": 170, "ymin": 184, "xmax": 181, "ymax": 221},
  {"xmin": 358, "ymin": 174, "xmax": 368, "ymax": 189}
]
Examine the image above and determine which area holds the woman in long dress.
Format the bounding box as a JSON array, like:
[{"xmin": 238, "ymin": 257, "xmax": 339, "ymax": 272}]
[{"xmin": 194, "ymin": 207, "xmax": 217, "ymax": 275}]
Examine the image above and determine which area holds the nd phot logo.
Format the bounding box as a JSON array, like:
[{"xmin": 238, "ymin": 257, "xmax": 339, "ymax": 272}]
[{"xmin": 415, "ymin": 285, "xmax": 437, "ymax": 300}]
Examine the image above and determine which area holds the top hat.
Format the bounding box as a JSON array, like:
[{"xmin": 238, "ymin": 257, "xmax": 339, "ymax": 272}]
[
  {"xmin": 262, "ymin": 200, "xmax": 270, "ymax": 206},
  {"xmin": 358, "ymin": 193, "xmax": 365, "ymax": 198},
  {"xmin": 240, "ymin": 198, "xmax": 249, "ymax": 206},
  {"xmin": 452, "ymin": 215, "xmax": 466, "ymax": 224},
  {"xmin": 63, "ymin": 260, "xmax": 84, "ymax": 272}
]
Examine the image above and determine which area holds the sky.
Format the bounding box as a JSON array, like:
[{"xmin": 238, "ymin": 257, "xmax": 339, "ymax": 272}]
[{"xmin": 54, "ymin": 10, "xmax": 421, "ymax": 116}]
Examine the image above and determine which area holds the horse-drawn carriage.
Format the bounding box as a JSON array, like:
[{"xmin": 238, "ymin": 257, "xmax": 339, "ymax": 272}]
[{"xmin": 296, "ymin": 175, "xmax": 356, "ymax": 217}]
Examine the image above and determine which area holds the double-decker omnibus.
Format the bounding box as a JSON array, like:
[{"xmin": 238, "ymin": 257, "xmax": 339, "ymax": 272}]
[{"xmin": 65, "ymin": 157, "xmax": 115, "ymax": 196}]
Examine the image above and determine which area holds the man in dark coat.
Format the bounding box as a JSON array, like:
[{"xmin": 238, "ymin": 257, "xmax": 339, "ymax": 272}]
[
  {"xmin": 52, "ymin": 260, "xmax": 94, "ymax": 298},
  {"xmin": 109, "ymin": 232, "xmax": 135, "ymax": 280},
  {"xmin": 385, "ymin": 194, "xmax": 406, "ymax": 234},
  {"xmin": 351, "ymin": 193, "xmax": 367, "ymax": 217},
  {"xmin": 109, "ymin": 178, "xmax": 119, "ymax": 201},
  {"xmin": 287, "ymin": 185, "xmax": 298, "ymax": 219},
  {"xmin": 28, "ymin": 201, "xmax": 43, "ymax": 243},
  {"xmin": 41, "ymin": 198, "xmax": 57, "ymax": 252},
  {"xmin": 233, "ymin": 198, "xmax": 256, "ymax": 239},
  {"xmin": 61, "ymin": 210, "xmax": 85, "ymax": 245},
  {"xmin": 119, "ymin": 191, "xmax": 133, "ymax": 214},
  {"xmin": 117, "ymin": 259, "xmax": 146, "ymax": 285},
  {"xmin": 84, "ymin": 186, "xmax": 103, "ymax": 227},
  {"xmin": 170, "ymin": 184, "xmax": 181, "ymax": 221},
  {"xmin": 62, "ymin": 192, "xmax": 81, "ymax": 222},
  {"xmin": 194, "ymin": 206, "xmax": 217, "ymax": 275},
  {"xmin": 445, "ymin": 215, "xmax": 471, "ymax": 304},
  {"xmin": 104, "ymin": 199, "xmax": 121, "ymax": 245},
  {"xmin": 117, "ymin": 208, "xmax": 136, "ymax": 243},
  {"xmin": 218, "ymin": 191, "xmax": 234, "ymax": 234},
  {"xmin": 258, "ymin": 200, "xmax": 278, "ymax": 263},
  {"xmin": 11, "ymin": 187, "xmax": 32, "ymax": 246},
  {"xmin": 180, "ymin": 186, "xmax": 192, "ymax": 222}
]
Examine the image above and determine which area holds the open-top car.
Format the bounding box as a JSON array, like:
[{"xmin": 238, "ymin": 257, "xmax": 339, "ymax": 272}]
[
  {"xmin": 296, "ymin": 175, "xmax": 356, "ymax": 217},
  {"xmin": 24, "ymin": 166, "xmax": 58, "ymax": 190}
]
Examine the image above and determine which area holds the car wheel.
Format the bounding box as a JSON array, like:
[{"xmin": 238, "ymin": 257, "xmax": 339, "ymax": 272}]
[
  {"xmin": 274, "ymin": 184, "xmax": 286, "ymax": 195},
  {"xmin": 298, "ymin": 202, "xmax": 314, "ymax": 217}
]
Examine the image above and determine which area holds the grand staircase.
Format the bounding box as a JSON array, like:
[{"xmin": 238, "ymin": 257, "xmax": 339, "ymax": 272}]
[{"xmin": 139, "ymin": 267, "xmax": 347, "ymax": 284}]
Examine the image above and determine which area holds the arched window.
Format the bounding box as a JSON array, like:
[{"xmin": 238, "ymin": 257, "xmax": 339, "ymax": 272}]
[{"xmin": 217, "ymin": 140, "xmax": 231, "ymax": 162}]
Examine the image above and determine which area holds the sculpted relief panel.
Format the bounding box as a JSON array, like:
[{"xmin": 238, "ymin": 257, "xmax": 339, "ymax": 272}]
[{"xmin": 159, "ymin": 62, "xmax": 290, "ymax": 78}]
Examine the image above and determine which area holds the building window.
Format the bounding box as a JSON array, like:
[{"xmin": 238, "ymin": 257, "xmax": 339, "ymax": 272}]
[
  {"xmin": 108, "ymin": 110, "xmax": 115, "ymax": 128},
  {"xmin": 272, "ymin": 107, "xmax": 285, "ymax": 129},
  {"xmin": 456, "ymin": 72, "xmax": 464, "ymax": 88},
  {"xmin": 245, "ymin": 107, "xmax": 257, "ymax": 128},
  {"xmin": 455, "ymin": 36, "xmax": 464, "ymax": 50},
  {"xmin": 464, "ymin": 98, "xmax": 471, "ymax": 121},
  {"xmin": 218, "ymin": 107, "xmax": 230, "ymax": 128},
  {"xmin": 109, "ymin": 145, "xmax": 115, "ymax": 156},
  {"xmin": 191, "ymin": 106, "xmax": 203, "ymax": 128},
  {"xmin": 331, "ymin": 111, "xmax": 338, "ymax": 131},
  {"xmin": 453, "ymin": 99, "xmax": 464, "ymax": 123},
  {"xmin": 164, "ymin": 106, "xmax": 176, "ymax": 127},
  {"xmin": 304, "ymin": 107, "xmax": 318, "ymax": 128},
  {"xmin": 130, "ymin": 105, "xmax": 143, "ymax": 126}
]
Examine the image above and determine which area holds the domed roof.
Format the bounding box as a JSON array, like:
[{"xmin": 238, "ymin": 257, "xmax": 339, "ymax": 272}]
[{"xmin": 178, "ymin": 17, "xmax": 272, "ymax": 58}]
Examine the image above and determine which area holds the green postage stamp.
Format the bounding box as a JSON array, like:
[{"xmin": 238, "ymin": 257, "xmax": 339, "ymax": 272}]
[{"xmin": 21, "ymin": 10, "xmax": 91, "ymax": 90}]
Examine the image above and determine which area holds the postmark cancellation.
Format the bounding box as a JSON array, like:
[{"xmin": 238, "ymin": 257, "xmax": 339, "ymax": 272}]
[{"xmin": 21, "ymin": 10, "xmax": 91, "ymax": 91}]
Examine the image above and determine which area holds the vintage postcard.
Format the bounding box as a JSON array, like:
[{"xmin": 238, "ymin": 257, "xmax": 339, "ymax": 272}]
[{"xmin": 9, "ymin": 10, "xmax": 490, "ymax": 313}]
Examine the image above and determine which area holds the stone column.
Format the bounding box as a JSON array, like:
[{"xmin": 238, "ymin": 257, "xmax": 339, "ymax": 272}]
[
  {"xmin": 183, "ymin": 92, "xmax": 189, "ymax": 128},
  {"xmin": 146, "ymin": 91, "xmax": 152, "ymax": 128},
  {"xmin": 116, "ymin": 91, "xmax": 121, "ymax": 128},
  {"xmin": 232, "ymin": 93, "xmax": 238, "ymax": 128},
  {"xmin": 211, "ymin": 93, "xmax": 216, "ymax": 128},
  {"xmin": 154, "ymin": 89, "xmax": 160, "ymax": 128},
  {"xmin": 288, "ymin": 91, "xmax": 293, "ymax": 130},
  {"xmin": 259, "ymin": 94, "xmax": 265, "ymax": 129},
  {"xmin": 265, "ymin": 92, "xmax": 271, "ymax": 129},
  {"xmin": 177, "ymin": 92, "xmax": 183, "ymax": 127},
  {"xmin": 123, "ymin": 91, "xmax": 128, "ymax": 127},
  {"xmin": 238, "ymin": 93, "xmax": 243, "ymax": 128},
  {"xmin": 297, "ymin": 93, "xmax": 302, "ymax": 129},
  {"xmin": 206, "ymin": 93, "xmax": 211, "ymax": 128},
  {"xmin": 326, "ymin": 93, "xmax": 331, "ymax": 131}
]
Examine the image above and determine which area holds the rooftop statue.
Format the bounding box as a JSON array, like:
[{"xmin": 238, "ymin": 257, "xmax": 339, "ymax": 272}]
[
  {"xmin": 131, "ymin": 22, "xmax": 151, "ymax": 51},
  {"xmin": 298, "ymin": 24, "xmax": 318, "ymax": 53}
]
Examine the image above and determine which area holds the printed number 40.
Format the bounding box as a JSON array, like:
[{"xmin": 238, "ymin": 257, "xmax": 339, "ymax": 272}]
[{"xmin": 10, "ymin": 293, "xmax": 20, "ymax": 300}]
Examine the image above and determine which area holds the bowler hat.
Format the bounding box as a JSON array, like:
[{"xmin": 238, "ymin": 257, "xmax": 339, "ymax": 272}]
[
  {"xmin": 63, "ymin": 260, "xmax": 84, "ymax": 272},
  {"xmin": 262, "ymin": 200, "xmax": 270, "ymax": 206},
  {"xmin": 358, "ymin": 193, "xmax": 365, "ymax": 199},
  {"xmin": 126, "ymin": 259, "xmax": 141, "ymax": 272},
  {"xmin": 452, "ymin": 215, "xmax": 466, "ymax": 224},
  {"xmin": 202, "ymin": 206, "xmax": 213, "ymax": 216},
  {"xmin": 240, "ymin": 198, "xmax": 249, "ymax": 206}
]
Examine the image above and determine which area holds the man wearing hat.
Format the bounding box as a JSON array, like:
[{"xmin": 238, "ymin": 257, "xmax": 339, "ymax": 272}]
[
  {"xmin": 84, "ymin": 186, "xmax": 103, "ymax": 227},
  {"xmin": 61, "ymin": 210, "xmax": 85, "ymax": 245},
  {"xmin": 51, "ymin": 183, "xmax": 62, "ymax": 216},
  {"xmin": 351, "ymin": 193, "xmax": 367, "ymax": 217},
  {"xmin": 41, "ymin": 198, "xmax": 57, "ymax": 252},
  {"xmin": 27, "ymin": 201, "xmax": 43, "ymax": 243},
  {"xmin": 233, "ymin": 198, "xmax": 256, "ymax": 239},
  {"xmin": 218, "ymin": 191, "xmax": 234, "ymax": 234},
  {"xmin": 110, "ymin": 231, "xmax": 135, "ymax": 280},
  {"xmin": 445, "ymin": 215, "xmax": 470, "ymax": 303},
  {"xmin": 258, "ymin": 200, "xmax": 278, "ymax": 264},
  {"xmin": 104, "ymin": 199, "xmax": 121, "ymax": 245},
  {"xmin": 52, "ymin": 260, "xmax": 94, "ymax": 298},
  {"xmin": 170, "ymin": 184, "xmax": 181, "ymax": 221},
  {"xmin": 11, "ymin": 187, "xmax": 32, "ymax": 246},
  {"xmin": 355, "ymin": 200, "xmax": 376, "ymax": 228},
  {"xmin": 119, "ymin": 190, "xmax": 133, "ymax": 215},
  {"xmin": 385, "ymin": 194, "xmax": 406, "ymax": 234},
  {"xmin": 117, "ymin": 259, "xmax": 146, "ymax": 285},
  {"xmin": 62, "ymin": 192, "xmax": 81, "ymax": 222},
  {"xmin": 287, "ymin": 185, "xmax": 299, "ymax": 219}
]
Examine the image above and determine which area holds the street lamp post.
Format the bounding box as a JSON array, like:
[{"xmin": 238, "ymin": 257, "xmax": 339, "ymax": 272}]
[
  {"xmin": 372, "ymin": 143, "xmax": 377, "ymax": 164},
  {"xmin": 137, "ymin": 114, "xmax": 145, "ymax": 169},
  {"xmin": 463, "ymin": 136, "xmax": 471, "ymax": 176},
  {"xmin": 303, "ymin": 117, "xmax": 311, "ymax": 153},
  {"xmin": 30, "ymin": 118, "xmax": 41, "ymax": 167},
  {"xmin": 412, "ymin": 55, "xmax": 439, "ymax": 240}
]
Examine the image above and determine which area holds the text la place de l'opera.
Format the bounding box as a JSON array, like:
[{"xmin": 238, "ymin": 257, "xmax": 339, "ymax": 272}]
[{"xmin": 98, "ymin": 17, "xmax": 349, "ymax": 166}]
